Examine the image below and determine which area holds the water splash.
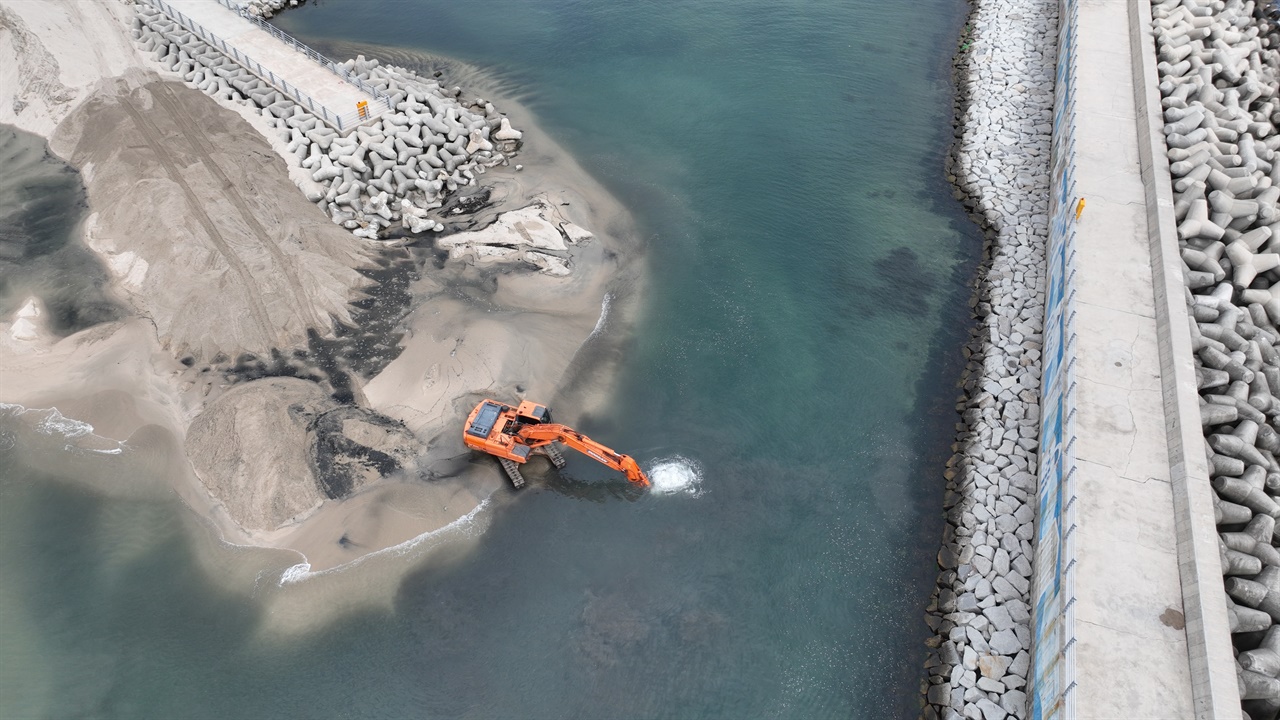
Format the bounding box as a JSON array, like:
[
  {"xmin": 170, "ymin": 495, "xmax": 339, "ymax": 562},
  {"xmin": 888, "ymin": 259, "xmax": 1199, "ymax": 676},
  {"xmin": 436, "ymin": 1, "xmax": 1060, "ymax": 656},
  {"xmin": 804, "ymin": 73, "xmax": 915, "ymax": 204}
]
[{"xmin": 647, "ymin": 455, "xmax": 704, "ymax": 497}]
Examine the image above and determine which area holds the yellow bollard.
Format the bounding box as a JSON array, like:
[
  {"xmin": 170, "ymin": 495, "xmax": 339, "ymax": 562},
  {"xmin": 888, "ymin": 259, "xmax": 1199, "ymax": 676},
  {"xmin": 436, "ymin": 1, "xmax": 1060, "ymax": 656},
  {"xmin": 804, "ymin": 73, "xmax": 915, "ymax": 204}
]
[{"xmin": 1074, "ymin": 198, "xmax": 1085, "ymax": 221}]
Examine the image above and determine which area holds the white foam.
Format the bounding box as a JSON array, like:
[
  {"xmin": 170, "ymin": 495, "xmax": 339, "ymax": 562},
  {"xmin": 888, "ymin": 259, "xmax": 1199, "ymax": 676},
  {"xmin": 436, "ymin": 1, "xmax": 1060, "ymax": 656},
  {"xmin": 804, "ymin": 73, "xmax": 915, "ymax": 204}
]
[
  {"xmin": 67, "ymin": 443, "xmax": 123, "ymax": 453},
  {"xmin": 5, "ymin": 403, "xmax": 123, "ymax": 453},
  {"xmin": 647, "ymin": 455, "xmax": 704, "ymax": 497},
  {"xmin": 276, "ymin": 496, "xmax": 493, "ymax": 585},
  {"xmin": 279, "ymin": 562, "xmax": 312, "ymax": 585},
  {"xmin": 588, "ymin": 292, "xmax": 613, "ymax": 339},
  {"xmin": 34, "ymin": 408, "xmax": 93, "ymax": 438}
]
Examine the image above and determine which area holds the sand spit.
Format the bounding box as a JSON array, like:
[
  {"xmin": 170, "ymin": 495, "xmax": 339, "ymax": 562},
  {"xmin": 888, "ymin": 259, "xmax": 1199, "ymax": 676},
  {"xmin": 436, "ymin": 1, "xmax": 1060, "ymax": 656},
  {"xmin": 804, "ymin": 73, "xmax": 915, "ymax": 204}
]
[
  {"xmin": 919, "ymin": 0, "xmax": 1058, "ymax": 718},
  {"xmin": 1148, "ymin": 0, "xmax": 1280, "ymax": 714},
  {"xmin": 0, "ymin": 0, "xmax": 644, "ymax": 578}
]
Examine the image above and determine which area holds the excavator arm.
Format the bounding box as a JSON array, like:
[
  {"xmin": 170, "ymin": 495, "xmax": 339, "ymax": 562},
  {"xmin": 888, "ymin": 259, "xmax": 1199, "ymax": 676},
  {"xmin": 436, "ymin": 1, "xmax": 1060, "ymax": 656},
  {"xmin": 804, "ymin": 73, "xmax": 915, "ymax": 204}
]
[
  {"xmin": 462, "ymin": 399, "xmax": 649, "ymax": 489},
  {"xmin": 516, "ymin": 423, "xmax": 651, "ymax": 488}
]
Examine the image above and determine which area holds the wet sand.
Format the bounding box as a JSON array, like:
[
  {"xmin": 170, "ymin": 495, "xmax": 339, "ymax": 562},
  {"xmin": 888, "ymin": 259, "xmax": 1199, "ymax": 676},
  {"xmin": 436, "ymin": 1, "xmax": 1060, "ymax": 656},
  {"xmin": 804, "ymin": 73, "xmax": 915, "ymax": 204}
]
[{"xmin": 0, "ymin": 0, "xmax": 644, "ymax": 575}]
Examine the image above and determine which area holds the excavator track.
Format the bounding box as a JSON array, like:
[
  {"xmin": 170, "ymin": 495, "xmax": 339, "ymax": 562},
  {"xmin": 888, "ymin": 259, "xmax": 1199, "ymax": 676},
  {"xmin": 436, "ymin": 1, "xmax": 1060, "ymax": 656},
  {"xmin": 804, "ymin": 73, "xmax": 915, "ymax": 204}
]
[
  {"xmin": 499, "ymin": 458, "xmax": 526, "ymax": 489},
  {"xmin": 545, "ymin": 443, "xmax": 568, "ymax": 469}
]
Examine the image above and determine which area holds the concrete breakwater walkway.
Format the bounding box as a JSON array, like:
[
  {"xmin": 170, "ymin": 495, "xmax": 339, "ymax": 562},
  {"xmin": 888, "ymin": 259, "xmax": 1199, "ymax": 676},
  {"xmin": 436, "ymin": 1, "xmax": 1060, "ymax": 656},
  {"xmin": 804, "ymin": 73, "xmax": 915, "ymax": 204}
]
[{"xmin": 920, "ymin": 0, "xmax": 1269, "ymax": 716}]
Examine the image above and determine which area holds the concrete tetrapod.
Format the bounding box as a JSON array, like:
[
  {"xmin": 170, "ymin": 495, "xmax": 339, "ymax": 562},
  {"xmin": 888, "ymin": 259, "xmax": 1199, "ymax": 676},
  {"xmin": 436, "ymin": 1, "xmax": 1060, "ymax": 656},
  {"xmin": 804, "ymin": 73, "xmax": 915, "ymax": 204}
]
[
  {"xmin": 131, "ymin": 5, "xmax": 534, "ymax": 257},
  {"xmin": 1150, "ymin": 0, "xmax": 1280, "ymax": 714}
]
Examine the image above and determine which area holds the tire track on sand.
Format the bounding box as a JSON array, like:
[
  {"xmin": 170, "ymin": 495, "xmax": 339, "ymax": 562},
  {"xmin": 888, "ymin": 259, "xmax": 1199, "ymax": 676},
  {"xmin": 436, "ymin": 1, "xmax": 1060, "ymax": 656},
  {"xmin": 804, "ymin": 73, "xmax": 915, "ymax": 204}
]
[
  {"xmin": 121, "ymin": 95, "xmax": 277, "ymax": 350},
  {"xmin": 151, "ymin": 83, "xmax": 325, "ymax": 331}
]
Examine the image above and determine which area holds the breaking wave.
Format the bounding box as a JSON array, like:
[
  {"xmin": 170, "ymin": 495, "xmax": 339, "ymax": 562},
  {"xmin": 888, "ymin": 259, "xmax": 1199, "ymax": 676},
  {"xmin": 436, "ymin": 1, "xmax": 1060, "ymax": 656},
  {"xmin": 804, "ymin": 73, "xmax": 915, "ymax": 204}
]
[{"xmin": 588, "ymin": 292, "xmax": 612, "ymax": 339}]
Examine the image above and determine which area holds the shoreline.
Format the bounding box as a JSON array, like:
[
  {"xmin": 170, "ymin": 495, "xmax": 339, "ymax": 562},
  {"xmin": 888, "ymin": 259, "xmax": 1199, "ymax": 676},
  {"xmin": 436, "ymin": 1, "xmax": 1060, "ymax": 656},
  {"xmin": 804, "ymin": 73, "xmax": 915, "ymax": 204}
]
[
  {"xmin": 919, "ymin": 0, "xmax": 1058, "ymax": 717},
  {"xmin": 926, "ymin": 0, "xmax": 1280, "ymax": 716},
  {"xmin": 0, "ymin": 0, "xmax": 646, "ymax": 580}
]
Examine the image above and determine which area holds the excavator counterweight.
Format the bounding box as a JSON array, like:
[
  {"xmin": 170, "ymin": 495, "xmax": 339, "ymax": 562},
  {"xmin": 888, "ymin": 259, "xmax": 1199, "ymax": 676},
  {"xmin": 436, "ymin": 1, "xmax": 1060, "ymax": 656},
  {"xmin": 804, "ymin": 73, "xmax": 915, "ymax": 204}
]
[{"xmin": 463, "ymin": 399, "xmax": 650, "ymax": 489}]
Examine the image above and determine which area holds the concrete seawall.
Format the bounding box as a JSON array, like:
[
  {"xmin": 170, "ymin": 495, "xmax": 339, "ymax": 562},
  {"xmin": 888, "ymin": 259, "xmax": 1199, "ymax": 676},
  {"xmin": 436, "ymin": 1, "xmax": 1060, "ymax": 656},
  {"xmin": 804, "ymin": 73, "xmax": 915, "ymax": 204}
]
[
  {"xmin": 1027, "ymin": 0, "xmax": 1239, "ymax": 715},
  {"xmin": 924, "ymin": 0, "xmax": 1253, "ymax": 717}
]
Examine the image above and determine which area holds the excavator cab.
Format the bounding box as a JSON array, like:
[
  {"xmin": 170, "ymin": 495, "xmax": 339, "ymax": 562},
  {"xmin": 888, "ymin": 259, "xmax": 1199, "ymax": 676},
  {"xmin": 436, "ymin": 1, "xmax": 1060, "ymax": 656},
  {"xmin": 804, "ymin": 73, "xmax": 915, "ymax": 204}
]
[
  {"xmin": 514, "ymin": 401, "xmax": 551, "ymax": 424},
  {"xmin": 462, "ymin": 398, "xmax": 649, "ymax": 490}
]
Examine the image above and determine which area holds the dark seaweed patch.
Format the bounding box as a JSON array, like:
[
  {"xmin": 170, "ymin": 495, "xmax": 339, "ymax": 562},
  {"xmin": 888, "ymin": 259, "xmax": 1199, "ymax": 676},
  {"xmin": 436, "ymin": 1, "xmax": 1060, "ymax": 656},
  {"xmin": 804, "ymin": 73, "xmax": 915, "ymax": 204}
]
[{"xmin": 309, "ymin": 405, "xmax": 416, "ymax": 499}]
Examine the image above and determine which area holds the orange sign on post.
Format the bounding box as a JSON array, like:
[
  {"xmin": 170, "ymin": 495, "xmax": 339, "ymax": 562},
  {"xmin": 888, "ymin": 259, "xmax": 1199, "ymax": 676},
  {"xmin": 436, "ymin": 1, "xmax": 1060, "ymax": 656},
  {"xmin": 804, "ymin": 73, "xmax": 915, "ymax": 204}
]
[{"xmin": 357, "ymin": 100, "xmax": 369, "ymax": 119}]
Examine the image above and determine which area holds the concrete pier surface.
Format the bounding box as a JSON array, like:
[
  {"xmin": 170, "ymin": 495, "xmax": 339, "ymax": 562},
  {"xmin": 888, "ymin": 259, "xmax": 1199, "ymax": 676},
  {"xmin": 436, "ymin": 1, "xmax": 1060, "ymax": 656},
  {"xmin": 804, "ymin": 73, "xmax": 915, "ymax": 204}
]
[
  {"xmin": 162, "ymin": 0, "xmax": 383, "ymax": 126},
  {"xmin": 1067, "ymin": 0, "xmax": 1196, "ymax": 713},
  {"xmin": 1050, "ymin": 0, "xmax": 1237, "ymax": 716}
]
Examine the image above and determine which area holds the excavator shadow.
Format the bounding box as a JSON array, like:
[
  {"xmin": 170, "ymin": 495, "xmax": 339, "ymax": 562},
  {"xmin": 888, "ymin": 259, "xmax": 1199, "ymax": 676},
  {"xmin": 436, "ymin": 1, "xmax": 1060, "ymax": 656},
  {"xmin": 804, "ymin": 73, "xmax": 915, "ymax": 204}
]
[{"xmin": 508, "ymin": 454, "xmax": 646, "ymax": 503}]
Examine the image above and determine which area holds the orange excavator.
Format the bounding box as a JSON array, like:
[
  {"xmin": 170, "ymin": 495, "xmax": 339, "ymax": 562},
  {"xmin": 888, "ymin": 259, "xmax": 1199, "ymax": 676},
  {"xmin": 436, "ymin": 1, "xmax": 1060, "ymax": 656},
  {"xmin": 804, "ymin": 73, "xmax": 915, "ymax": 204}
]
[{"xmin": 462, "ymin": 399, "xmax": 650, "ymax": 489}]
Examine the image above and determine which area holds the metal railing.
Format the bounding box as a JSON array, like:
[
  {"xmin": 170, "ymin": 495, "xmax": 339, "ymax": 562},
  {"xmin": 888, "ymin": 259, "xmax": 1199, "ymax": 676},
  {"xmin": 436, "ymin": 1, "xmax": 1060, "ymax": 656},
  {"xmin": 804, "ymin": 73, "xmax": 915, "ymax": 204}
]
[
  {"xmin": 214, "ymin": 0, "xmax": 394, "ymax": 111},
  {"xmin": 1028, "ymin": 2, "xmax": 1080, "ymax": 718},
  {"xmin": 142, "ymin": 0, "xmax": 383, "ymax": 130}
]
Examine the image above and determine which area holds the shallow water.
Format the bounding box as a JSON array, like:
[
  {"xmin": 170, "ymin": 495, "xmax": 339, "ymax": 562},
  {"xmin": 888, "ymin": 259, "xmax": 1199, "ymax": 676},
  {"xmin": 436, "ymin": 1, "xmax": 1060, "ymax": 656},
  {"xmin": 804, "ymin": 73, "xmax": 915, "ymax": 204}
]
[
  {"xmin": 0, "ymin": 0, "xmax": 980, "ymax": 717},
  {"xmin": 0, "ymin": 127, "xmax": 121, "ymax": 334}
]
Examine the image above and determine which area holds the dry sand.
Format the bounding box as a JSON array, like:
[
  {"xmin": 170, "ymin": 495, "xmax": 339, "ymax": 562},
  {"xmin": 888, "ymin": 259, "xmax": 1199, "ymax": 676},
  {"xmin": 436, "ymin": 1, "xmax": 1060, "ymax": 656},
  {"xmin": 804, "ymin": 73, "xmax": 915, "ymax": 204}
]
[
  {"xmin": 0, "ymin": 0, "xmax": 139, "ymax": 137},
  {"xmin": 0, "ymin": 0, "xmax": 645, "ymax": 577}
]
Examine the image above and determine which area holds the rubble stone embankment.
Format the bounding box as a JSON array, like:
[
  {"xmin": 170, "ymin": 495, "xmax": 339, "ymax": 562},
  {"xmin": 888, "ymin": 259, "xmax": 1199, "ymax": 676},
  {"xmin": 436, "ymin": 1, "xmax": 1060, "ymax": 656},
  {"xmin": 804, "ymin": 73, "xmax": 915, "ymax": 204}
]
[{"xmin": 919, "ymin": 0, "xmax": 1059, "ymax": 718}]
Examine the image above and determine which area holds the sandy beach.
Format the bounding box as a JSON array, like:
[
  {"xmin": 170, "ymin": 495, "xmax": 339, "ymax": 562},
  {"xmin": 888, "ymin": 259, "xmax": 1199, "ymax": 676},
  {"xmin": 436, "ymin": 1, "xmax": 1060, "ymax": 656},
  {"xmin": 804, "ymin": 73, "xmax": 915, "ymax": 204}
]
[{"xmin": 0, "ymin": 0, "xmax": 644, "ymax": 574}]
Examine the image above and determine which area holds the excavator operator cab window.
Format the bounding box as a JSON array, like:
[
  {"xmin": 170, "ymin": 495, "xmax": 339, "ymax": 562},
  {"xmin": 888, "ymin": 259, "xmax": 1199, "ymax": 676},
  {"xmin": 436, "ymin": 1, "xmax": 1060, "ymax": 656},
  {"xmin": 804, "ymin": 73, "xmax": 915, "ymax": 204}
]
[{"xmin": 467, "ymin": 402, "xmax": 503, "ymax": 439}]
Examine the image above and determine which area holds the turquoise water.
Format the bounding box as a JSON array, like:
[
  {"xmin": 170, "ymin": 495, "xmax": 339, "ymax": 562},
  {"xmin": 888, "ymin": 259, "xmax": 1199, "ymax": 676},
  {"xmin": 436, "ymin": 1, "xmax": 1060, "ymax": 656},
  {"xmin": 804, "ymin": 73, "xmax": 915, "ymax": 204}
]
[{"xmin": 0, "ymin": 0, "xmax": 979, "ymax": 717}]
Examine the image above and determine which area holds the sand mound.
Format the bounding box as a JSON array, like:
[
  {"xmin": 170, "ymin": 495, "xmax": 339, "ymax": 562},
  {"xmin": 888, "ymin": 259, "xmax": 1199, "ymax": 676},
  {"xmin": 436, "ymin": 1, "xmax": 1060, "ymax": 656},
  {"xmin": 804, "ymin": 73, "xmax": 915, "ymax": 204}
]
[
  {"xmin": 51, "ymin": 71, "xmax": 371, "ymax": 360},
  {"xmin": 186, "ymin": 377, "xmax": 337, "ymax": 531},
  {"xmin": 2, "ymin": 4, "xmax": 649, "ymax": 574},
  {"xmin": 186, "ymin": 376, "xmax": 424, "ymax": 533},
  {"xmin": 310, "ymin": 405, "xmax": 419, "ymax": 499}
]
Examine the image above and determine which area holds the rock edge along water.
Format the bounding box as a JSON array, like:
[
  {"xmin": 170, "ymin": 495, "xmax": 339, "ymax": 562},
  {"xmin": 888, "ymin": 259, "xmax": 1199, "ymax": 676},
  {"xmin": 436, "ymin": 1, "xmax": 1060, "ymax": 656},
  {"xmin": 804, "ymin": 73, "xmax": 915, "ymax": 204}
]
[
  {"xmin": 919, "ymin": 0, "xmax": 1058, "ymax": 718},
  {"xmin": 1149, "ymin": 0, "xmax": 1280, "ymax": 716}
]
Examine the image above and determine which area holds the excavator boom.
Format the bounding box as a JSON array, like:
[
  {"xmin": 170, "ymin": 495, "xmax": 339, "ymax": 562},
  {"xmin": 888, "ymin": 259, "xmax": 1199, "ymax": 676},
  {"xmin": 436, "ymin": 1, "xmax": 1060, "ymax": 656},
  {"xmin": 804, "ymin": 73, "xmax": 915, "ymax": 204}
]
[
  {"xmin": 463, "ymin": 399, "xmax": 650, "ymax": 488},
  {"xmin": 515, "ymin": 424, "xmax": 649, "ymax": 487}
]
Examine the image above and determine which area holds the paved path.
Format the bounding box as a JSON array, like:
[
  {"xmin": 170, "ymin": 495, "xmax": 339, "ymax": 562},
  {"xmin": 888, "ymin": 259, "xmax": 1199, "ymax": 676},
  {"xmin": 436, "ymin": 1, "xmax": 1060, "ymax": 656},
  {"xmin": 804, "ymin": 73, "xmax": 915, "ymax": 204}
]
[
  {"xmin": 1067, "ymin": 0, "xmax": 1234, "ymax": 716},
  {"xmin": 164, "ymin": 0, "xmax": 383, "ymax": 127}
]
